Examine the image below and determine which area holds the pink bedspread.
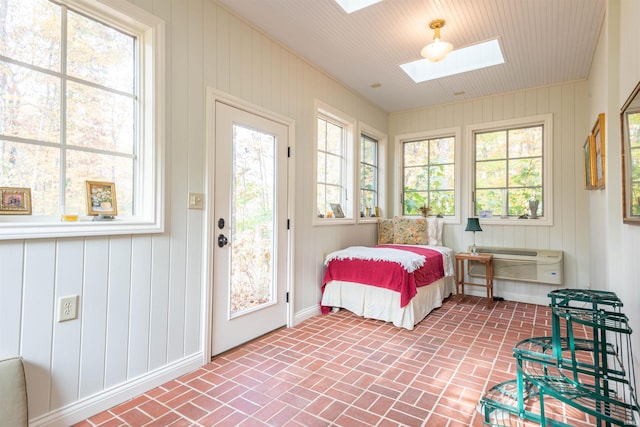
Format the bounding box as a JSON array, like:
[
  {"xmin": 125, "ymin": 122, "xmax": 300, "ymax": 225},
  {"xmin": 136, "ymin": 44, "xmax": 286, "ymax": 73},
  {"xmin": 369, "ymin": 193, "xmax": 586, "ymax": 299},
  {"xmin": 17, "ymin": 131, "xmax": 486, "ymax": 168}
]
[{"xmin": 321, "ymin": 245, "xmax": 444, "ymax": 312}]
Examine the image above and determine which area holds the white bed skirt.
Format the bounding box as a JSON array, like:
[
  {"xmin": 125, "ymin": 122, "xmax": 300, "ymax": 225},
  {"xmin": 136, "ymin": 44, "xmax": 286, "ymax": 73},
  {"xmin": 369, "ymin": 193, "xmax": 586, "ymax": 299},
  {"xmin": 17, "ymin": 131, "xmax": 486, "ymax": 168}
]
[{"xmin": 321, "ymin": 275, "xmax": 455, "ymax": 330}]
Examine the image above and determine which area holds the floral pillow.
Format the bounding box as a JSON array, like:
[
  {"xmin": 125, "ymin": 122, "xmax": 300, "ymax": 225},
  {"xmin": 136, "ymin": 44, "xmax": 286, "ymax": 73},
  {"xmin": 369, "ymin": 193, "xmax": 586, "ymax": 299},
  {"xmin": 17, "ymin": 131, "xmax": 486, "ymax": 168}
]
[
  {"xmin": 377, "ymin": 219, "xmax": 394, "ymax": 244},
  {"xmin": 393, "ymin": 217, "xmax": 428, "ymax": 245}
]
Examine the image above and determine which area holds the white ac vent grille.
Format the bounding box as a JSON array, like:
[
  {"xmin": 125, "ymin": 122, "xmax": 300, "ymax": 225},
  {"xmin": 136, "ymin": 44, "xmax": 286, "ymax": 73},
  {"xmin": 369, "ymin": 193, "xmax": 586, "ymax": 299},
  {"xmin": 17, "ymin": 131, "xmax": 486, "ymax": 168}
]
[{"xmin": 469, "ymin": 246, "xmax": 563, "ymax": 285}]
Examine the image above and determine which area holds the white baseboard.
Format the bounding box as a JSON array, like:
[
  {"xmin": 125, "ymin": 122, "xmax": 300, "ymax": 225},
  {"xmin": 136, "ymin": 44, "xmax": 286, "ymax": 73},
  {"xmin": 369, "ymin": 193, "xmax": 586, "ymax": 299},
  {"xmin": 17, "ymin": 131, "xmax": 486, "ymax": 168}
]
[
  {"xmin": 30, "ymin": 353, "xmax": 204, "ymax": 427},
  {"xmin": 293, "ymin": 304, "xmax": 321, "ymax": 325},
  {"xmin": 463, "ymin": 280, "xmax": 556, "ymax": 306}
]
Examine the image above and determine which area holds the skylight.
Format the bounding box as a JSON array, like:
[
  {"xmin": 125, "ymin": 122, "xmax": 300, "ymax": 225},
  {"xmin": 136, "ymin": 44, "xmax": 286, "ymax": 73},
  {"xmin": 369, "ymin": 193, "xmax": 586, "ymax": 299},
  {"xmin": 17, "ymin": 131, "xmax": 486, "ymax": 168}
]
[
  {"xmin": 401, "ymin": 39, "xmax": 505, "ymax": 83},
  {"xmin": 334, "ymin": 0, "xmax": 382, "ymax": 14}
]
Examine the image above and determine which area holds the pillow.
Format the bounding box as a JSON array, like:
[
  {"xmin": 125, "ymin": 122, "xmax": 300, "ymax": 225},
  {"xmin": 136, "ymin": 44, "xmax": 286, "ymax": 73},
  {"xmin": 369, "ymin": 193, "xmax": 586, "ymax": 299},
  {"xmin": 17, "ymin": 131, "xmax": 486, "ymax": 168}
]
[
  {"xmin": 393, "ymin": 217, "xmax": 428, "ymax": 245},
  {"xmin": 427, "ymin": 217, "xmax": 444, "ymax": 246},
  {"xmin": 377, "ymin": 218, "xmax": 394, "ymax": 244}
]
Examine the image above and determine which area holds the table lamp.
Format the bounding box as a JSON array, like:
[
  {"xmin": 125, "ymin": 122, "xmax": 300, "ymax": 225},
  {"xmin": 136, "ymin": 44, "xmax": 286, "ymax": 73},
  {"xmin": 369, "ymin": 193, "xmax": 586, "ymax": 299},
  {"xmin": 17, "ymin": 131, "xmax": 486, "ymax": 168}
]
[{"xmin": 465, "ymin": 217, "xmax": 482, "ymax": 255}]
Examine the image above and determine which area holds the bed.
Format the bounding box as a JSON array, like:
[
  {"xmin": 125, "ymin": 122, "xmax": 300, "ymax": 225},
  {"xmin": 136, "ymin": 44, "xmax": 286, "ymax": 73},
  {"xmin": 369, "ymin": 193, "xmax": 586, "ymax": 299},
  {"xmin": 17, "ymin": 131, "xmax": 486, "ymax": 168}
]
[{"xmin": 320, "ymin": 217, "xmax": 455, "ymax": 330}]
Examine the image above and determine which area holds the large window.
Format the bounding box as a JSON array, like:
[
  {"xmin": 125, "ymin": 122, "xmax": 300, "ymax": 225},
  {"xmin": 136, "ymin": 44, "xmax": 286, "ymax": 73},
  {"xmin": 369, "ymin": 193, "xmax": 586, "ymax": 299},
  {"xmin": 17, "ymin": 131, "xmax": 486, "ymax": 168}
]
[
  {"xmin": 315, "ymin": 103, "xmax": 354, "ymax": 221},
  {"xmin": 0, "ymin": 0, "xmax": 165, "ymax": 238},
  {"xmin": 359, "ymin": 133, "xmax": 378, "ymax": 217},
  {"xmin": 471, "ymin": 115, "xmax": 552, "ymax": 224},
  {"xmin": 401, "ymin": 131, "xmax": 457, "ymax": 217}
]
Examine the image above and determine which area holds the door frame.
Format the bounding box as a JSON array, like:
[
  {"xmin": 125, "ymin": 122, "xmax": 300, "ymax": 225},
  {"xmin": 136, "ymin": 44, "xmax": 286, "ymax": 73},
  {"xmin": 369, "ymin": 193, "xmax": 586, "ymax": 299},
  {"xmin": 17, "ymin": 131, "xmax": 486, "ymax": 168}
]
[{"xmin": 202, "ymin": 88, "xmax": 296, "ymax": 363}]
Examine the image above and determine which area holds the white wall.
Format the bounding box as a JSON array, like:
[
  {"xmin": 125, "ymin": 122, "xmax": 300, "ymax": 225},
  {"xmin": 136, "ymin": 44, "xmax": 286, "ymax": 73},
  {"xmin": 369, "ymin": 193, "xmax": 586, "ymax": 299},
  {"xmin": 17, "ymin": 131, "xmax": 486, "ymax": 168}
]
[
  {"xmin": 588, "ymin": 0, "xmax": 640, "ymax": 390},
  {"xmin": 0, "ymin": 1, "xmax": 387, "ymax": 425},
  {"xmin": 389, "ymin": 81, "xmax": 591, "ymax": 304}
]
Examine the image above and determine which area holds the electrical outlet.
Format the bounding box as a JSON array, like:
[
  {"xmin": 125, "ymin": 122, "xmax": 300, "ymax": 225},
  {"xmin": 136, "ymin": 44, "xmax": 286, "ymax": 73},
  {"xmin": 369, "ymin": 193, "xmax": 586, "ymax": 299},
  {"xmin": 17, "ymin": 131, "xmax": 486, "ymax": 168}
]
[{"xmin": 58, "ymin": 295, "xmax": 79, "ymax": 322}]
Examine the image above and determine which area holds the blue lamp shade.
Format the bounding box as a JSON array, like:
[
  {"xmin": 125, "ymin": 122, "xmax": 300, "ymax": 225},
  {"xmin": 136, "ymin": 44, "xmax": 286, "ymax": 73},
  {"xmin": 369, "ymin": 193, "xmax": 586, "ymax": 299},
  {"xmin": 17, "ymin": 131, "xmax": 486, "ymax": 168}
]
[{"xmin": 465, "ymin": 217, "xmax": 482, "ymax": 232}]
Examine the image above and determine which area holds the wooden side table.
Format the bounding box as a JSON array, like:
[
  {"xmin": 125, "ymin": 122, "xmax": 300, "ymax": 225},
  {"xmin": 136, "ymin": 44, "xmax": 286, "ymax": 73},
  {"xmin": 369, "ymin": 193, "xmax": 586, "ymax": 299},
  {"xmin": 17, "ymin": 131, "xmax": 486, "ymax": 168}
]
[{"xmin": 455, "ymin": 252, "xmax": 494, "ymax": 307}]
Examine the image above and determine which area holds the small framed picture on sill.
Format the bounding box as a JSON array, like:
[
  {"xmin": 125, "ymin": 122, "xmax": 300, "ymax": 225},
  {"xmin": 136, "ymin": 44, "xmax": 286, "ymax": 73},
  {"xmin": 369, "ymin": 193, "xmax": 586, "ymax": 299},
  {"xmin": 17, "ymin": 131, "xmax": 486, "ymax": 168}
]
[
  {"xmin": 86, "ymin": 180, "xmax": 118, "ymax": 216},
  {"xmin": 0, "ymin": 187, "xmax": 32, "ymax": 215},
  {"xmin": 330, "ymin": 203, "xmax": 345, "ymax": 218}
]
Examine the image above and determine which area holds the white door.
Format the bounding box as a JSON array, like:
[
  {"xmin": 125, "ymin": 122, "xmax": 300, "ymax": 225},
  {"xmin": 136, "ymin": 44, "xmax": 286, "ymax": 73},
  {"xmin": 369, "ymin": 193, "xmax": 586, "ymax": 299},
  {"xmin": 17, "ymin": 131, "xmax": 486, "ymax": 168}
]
[{"xmin": 212, "ymin": 102, "xmax": 289, "ymax": 355}]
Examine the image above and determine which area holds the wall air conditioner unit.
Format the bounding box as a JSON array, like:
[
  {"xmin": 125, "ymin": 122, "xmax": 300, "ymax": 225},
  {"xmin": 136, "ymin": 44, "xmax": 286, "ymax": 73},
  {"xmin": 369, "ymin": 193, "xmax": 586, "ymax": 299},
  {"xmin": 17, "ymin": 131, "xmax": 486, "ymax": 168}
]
[{"xmin": 468, "ymin": 246, "xmax": 563, "ymax": 285}]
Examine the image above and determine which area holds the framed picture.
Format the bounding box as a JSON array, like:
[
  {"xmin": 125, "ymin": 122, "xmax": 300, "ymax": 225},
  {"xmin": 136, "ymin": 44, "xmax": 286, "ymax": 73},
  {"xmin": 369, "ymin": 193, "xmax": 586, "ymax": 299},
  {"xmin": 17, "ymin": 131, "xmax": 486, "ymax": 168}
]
[
  {"xmin": 583, "ymin": 135, "xmax": 595, "ymax": 189},
  {"xmin": 0, "ymin": 187, "xmax": 32, "ymax": 215},
  {"xmin": 330, "ymin": 203, "xmax": 345, "ymax": 218},
  {"xmin": 591, "ymin": 113, "xmax": 605, "ymax": 189},
  {"xmin": 86, "ymin": 181, "xmax": 118, "ymax": 216}
]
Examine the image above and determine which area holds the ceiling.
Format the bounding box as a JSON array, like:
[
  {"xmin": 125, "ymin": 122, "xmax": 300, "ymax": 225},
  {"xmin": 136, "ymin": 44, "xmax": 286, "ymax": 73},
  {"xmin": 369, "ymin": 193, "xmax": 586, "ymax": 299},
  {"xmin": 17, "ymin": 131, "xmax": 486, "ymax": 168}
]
[{"xmin": 215, "ymin": 0, "xmax": 605, "ymax": 113}]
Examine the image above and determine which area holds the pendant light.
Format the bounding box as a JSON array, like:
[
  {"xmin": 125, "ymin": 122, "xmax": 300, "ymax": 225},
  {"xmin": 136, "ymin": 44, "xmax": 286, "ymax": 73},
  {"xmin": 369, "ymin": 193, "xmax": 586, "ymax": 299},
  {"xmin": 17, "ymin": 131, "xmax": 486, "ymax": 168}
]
[{"xmin": 421, "ymin": 19, "xmax": 453, "ymax": 62}]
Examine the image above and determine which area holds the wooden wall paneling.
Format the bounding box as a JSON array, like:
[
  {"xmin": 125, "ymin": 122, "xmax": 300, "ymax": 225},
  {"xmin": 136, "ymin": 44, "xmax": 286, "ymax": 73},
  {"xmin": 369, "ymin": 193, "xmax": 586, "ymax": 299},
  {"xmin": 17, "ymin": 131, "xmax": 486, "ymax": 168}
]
[
  {"xmin": 525, "ymin": 226, "xmax": 539, "ymax": 248},
  {"xmin": 51, "ymin": 239, "xmax": 84, "ymax": 409},
  {"xmin": 167, "ymin": 0, "xmax": 190, "ymax": 364},
  {"xmin": 149, "ymin": 236, "xmax": 171, "ymax": 370},
  {"xmin": 185, "ymin": 0, "xmax": 205, "ymax": 357},
  {"xmin": 132, "ymin": 0, "xmax": 153, "ymax": 13},
  {"xmin": 251, "ymin": 29, "xmax": 263, "ymax": 106},
  {"xmin": 228, "ymin": 14, "xmax": 243, "ymax": 99},
  {"xmin": 21, "ymin": 240, "xmax": 56, "ymax": 418},
  {"xmin": 239, "ymin": 20, "xmax": 253, "ymax": 102},
  {"xmin": 573, "ymin": 84, "xmax": 589, "ymax": 288},
  {"xmin": 513, "ymin": 91, "xmax": 526, "ymax": 117},
  {"xmin": 127, "ymin": 236, "xmax": 153, "ymax": 378},
  {"xmin": 262, "ymin": 37, "xmax": 273, "ymax": 110},
  {"xmin": 215, "ymin": 7, "xmax": 230, "ymax": 93},
  {"xmin": 270, "ymin": 43, "xmax": 282, "ymax": 113},
  {"xmin": 481, "ymin": 97, "xmax": 493, "ymax": 123},
  {"xmin": 561, "ymin": 83, "xmax": 578, "ymax": 286},
  {"xmin": 203, "ymin": 0, "xmax": 218, "ymax": 88},
  {"xmin": 79, "ymin": 238, "xmax": 109, "ymax": 399},
  {"xmin": 503, "ymin": 92, "xmax": 515, "ymax": 120},
  {"xmin": 277, "ymin": 45, "xmax": 288, "ymax": 115},
  {"xmin": 525, "ymin": 88, "xmax": 538, "ymax": 116},
  {"xmin": 492, "ymin": 94, "xmax": 504, "ymax": 122},
  {"xmin": 0, "ymin": 241, "xmax": 24, "ymax": 359},
  {"xmin": 104, "ymin": 236, "xmax": 133, "ymax": 388}
]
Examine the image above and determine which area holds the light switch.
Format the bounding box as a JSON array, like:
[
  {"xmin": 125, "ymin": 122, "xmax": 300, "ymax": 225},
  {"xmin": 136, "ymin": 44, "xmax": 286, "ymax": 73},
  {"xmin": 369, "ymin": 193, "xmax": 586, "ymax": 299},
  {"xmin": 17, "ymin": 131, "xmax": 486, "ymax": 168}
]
[{"xmin": 189, "ymin": 192, "xmax": 204, "ymax": 209}]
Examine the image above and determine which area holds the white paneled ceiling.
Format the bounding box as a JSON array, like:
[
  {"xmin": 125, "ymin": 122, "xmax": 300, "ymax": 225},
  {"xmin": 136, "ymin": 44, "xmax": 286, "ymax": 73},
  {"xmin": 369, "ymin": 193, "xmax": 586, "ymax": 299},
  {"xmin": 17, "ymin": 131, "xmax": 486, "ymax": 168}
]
[{"xmin": 215, "ymin": 0, "xmax": 605, "ymax": 112}]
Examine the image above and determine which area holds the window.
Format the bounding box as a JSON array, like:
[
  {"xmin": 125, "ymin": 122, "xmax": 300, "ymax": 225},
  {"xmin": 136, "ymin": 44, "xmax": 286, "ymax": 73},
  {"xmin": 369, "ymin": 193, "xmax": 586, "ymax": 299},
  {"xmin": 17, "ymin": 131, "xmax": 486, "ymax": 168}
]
[
  {"xmin": 315, "ymin": 103, "xmax": 354, "ymax": 221},
  {"xmin": 470, "ymin": 115, "xmax": 553, "ymax": 224},
  {"xmin": 359, "ymin": 133, "xmax": 378, "ymax": 217},
  {"xmin": 400, "ymin": 129, "xmax": 459, "ymax": 219},
  {"xmin": 0, "ymin": 0, "xmax": 165, "ymax": 239}
]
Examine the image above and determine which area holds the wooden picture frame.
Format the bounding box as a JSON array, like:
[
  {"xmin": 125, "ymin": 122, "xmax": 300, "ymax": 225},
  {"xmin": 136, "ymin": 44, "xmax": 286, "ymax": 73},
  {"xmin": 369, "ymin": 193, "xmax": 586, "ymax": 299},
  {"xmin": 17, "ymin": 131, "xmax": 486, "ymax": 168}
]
[
  {"xmin": 591, "ymin": 113, "xmax": 605, "ymax": 189},
  {"xmin": 621, "ymin": 80, "xmax": 640, "ymax": 224},
  {"xmin": 86, "ymin": 181, "xmax": 118, "ymax": 216},
  {"xmin": 583, "ymin": 135, "xmax": 596, "ymax": 189},
  {"xmin": 0, "ymin": 187, "xmax": 31, "ymax": 215}
]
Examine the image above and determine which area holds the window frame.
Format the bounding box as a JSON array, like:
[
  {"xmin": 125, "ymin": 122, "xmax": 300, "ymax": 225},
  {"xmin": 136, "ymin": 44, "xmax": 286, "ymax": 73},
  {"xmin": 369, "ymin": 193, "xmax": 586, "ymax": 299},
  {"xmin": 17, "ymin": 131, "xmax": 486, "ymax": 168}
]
[
  {"xmin": 0, "ymin": 0, "xmax": 165, "ymax": 240},
  {"xmin": 467, "ymin": 114, "xmax": 553, "ymax": 226},
  {"xmin": 357, "ymin": 122, "xmax": 386, "ymax": 223},
  {"xmin": 313, "ymin": 101, "xmax": 355, "ymax": 225},
  {"xmin": 395, "ymin": 127, "xmax": 461, "ymax": 224}
]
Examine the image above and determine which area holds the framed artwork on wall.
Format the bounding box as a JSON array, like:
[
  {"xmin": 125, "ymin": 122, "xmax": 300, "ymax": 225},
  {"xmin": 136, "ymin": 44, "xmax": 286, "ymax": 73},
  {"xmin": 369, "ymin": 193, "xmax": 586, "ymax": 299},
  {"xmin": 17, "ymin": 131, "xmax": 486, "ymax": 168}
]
[
  {"xmin": 583, "ymin": 135, "xmax": 595, "ymax": 190},
  {"xmin": 591, "ymin": 113, "xmax": 605, "ymax": 189}
]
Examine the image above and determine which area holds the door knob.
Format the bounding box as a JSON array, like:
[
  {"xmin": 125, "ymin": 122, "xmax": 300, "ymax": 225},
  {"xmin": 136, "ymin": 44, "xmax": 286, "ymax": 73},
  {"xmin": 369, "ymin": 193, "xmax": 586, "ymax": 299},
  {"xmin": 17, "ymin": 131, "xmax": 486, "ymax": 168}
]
[{"xmin": 217, "ymin": 234, "xmax": 228, "ymax": 248}]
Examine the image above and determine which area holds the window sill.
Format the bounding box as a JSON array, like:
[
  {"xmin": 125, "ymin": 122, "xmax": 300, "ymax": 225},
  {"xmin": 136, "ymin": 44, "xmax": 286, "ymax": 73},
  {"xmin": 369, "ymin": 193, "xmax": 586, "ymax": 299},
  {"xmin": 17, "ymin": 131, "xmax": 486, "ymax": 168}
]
[
  {"xmin": 0, "ymin": 216, "xmax": 164, "ymax": 240},
  {"xmin": 478, "ymin": 216, "xmax": 553, "ymax": 227},
  {"xmin": 313, "ymin": 217, "xmax": 356, "ymax": 226},
  {"xmin": 357, "ymin": 217, "xmax": 380, "ymax": 224}
]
